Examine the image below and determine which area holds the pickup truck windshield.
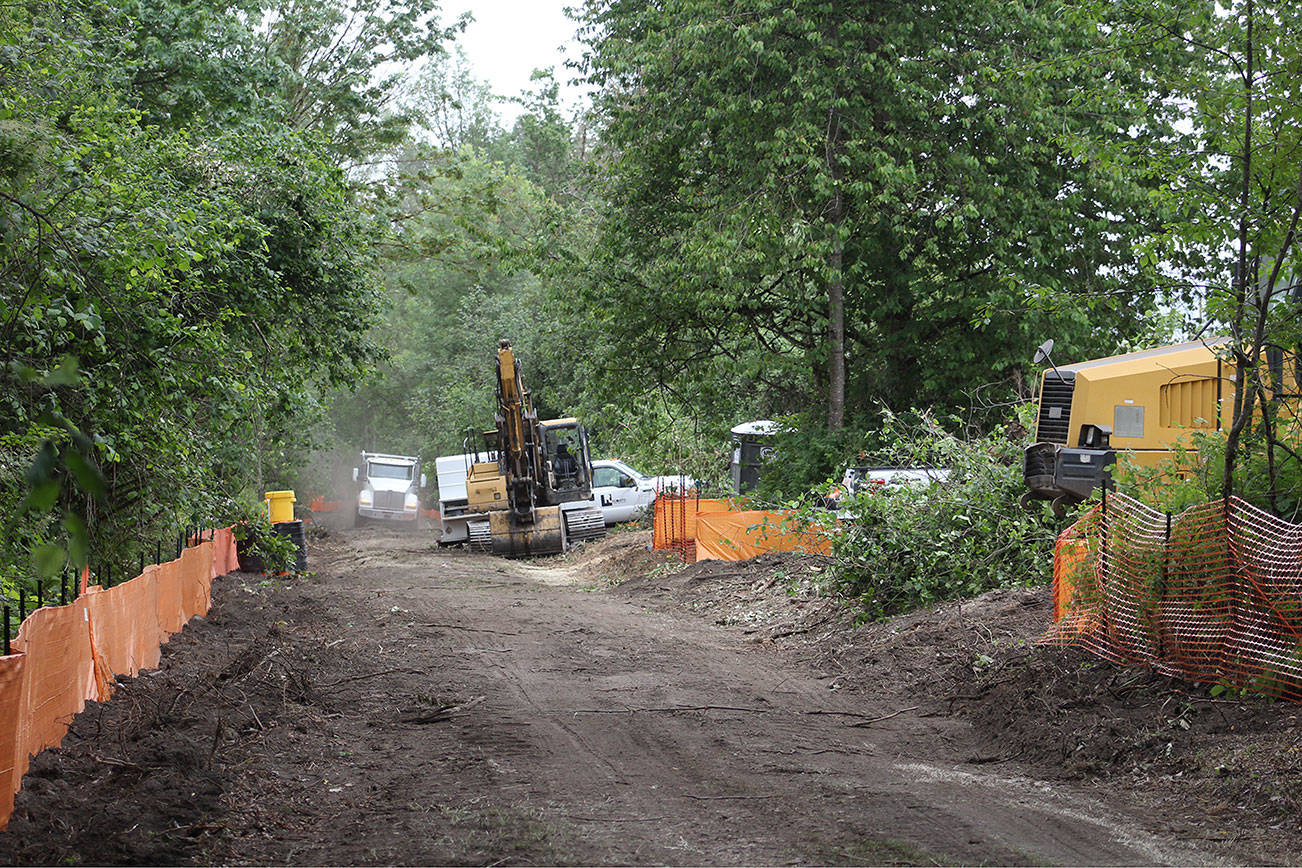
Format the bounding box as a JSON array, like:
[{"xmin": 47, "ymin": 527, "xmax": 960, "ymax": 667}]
[{"xmin": 368, "ymin": 463, "xmax": 413, "ymax": 480}]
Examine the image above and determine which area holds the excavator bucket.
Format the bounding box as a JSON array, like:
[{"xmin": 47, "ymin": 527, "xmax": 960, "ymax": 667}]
[{"xmin": 488, "ymin": 506, "xmax": 564, "ymax": 557}]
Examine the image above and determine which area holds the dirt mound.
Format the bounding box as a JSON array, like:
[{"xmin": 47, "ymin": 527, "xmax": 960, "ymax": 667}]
[
  {"xmin": 562, "ymin": 528, "xmax": 682, "ymax": 586},
  {"xmin": 0, "ymin": 575, "xmax": 341, "ymax": 866}
]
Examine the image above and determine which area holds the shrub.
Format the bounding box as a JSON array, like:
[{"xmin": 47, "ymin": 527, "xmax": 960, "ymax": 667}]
[
  {"xmin": 1114, "ymin": 428, "xmax": 1302, "ymax": 521},
  {"xmin": 817, "ymin": 407, "xmax": 1061, "ymax": 619},
  {"xmin": 229, "ymin": 500, "xmax": 301, "ymax": 574}
]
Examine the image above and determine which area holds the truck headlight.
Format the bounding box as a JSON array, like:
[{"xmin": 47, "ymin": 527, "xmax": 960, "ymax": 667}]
[
  {"xmin": 359, "ymin": 491, "xmax": 373, "ymax": 506},
  {"xmin": 404, "ymin": 492, "xmax": 419, "ymax": 511}
]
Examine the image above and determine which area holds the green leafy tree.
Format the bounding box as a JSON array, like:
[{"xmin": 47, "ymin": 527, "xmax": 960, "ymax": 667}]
[
  {"xmin": 1083, "ymin": 0, "xmax": 1302, "ymax": 514},
  {"xmin": 0, "ymin": 0, "xmax": 387, "ymax": 595},
  {"xmin": 111, "ymin": 0, "xmax": 464, "ymax": 164},
  {"xmin": 576, "ymin": 0, "xmax": 1175, "ymax": 436}
]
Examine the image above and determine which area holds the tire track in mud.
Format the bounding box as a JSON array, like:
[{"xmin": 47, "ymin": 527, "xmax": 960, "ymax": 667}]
[{"xmin": 261, "ymin": 528, "xmax": 1225, "ymax": 866}]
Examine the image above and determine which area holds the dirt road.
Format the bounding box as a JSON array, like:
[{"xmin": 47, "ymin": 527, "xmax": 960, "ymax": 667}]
[{"xmin": 0, "ymin": 527, "xmax": 1282, "ymax": 865}]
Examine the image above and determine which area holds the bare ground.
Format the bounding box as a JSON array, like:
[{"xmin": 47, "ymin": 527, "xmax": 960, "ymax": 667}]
[{"xmin": 1, "ymin": 525, "xmax": 1299, "ymax": 865}]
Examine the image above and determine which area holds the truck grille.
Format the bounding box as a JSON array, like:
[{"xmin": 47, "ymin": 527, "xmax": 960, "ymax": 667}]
[
  {"xmin": 1035, "ymin": 372, "xmax": 1075, "ymax": 444},
  {"xmin": 374, "ymin": 490, "xmax": 405, "ymax": 511}
]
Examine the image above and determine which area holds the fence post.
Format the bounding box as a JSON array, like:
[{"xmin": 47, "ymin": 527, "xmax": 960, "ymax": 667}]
[
  {"xmin": 35, "ymin": 580, "xmax": 42, "ymax": 609},
  {"xmin": 1100, "ymin": 487, "xmax": 1109, "ymax": 588},
  {"xmin": 3, "ymin": 605, "xmax": 9, "ymax": 655},
  {"xmin": 156, "ymin": 539, "xmax": 162, "ymax": 565},
  {"xmin": 19, "ymin": 589, "xmax": 26, "ymax": 623},
  {"xmin": 1162, "ymin": 511, "xmax": 1172, "ymax": 594}
]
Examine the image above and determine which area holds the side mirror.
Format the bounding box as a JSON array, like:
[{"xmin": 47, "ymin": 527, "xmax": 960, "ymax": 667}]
[
  {"xmin": 420, "ymin": 473, "xmax": 427, "ymax": 488},
  {"xmin": 352, "ymin": 467, "xmax": 359, "ymax": 482},
  {"xmin": 1033, "ymin": 338, "xmax": 1054, "ymax": 364}
]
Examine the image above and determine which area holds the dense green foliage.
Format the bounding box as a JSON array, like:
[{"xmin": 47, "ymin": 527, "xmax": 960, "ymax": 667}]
[
  {"xmin": 4, "ymin": 0, "xmax": 1301, "ymax": 625},
  {"xmin": 574, "ymin": 0, "xmax": 1182, "ymax": 437},
  {"xmin": 0, "ymin": 0, "xmax": 450, "ymax": 600},
  {"xmin": 1083, "ymin": 0, "xmax": 1302, "ymax": 514},
  {"xmin": 816, "ymin": 409, "xmax": 1060, "ymax": 619}
]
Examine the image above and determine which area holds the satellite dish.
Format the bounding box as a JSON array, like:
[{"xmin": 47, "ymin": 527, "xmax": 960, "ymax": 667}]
[{"xmin": 1033, "ymin": 339, "xmax": 1054, "ymax": 364}]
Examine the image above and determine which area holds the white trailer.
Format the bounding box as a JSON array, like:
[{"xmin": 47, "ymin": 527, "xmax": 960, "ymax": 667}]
[{"xmin": 434, "ymin": 452, "xmax": 494, "ymax": 544}]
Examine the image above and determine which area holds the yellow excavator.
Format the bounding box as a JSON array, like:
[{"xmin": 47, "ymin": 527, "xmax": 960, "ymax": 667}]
[{"xmin": 464, "ymin": 340, "xmax": 606, "ymax": 556}]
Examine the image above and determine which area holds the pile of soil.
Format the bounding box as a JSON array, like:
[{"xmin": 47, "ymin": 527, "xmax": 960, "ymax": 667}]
[
  {"xmin": 0, "ymin": 573, "xmax": 344, "ymax": 865},
  {"xmin": 560, "ymin": 526, "xmax": 680, "ymax": 586}
]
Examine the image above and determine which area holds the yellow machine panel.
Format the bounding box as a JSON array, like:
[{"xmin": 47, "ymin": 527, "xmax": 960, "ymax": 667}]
[
  {"xmin": 1044, "ymin": 339, "xmax": 1230, "ymax": 454},
  {"xmin": 1025, "ymin": 339, "xmax": 1230, "ymax": 511},
  {"xmin": 466, "ymin": 461, "xmax": 507, "ymax": 513}
]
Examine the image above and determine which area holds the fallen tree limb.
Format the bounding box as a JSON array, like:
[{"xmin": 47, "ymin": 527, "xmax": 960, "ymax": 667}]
[{"xmin": 322, "ymin": 667, "xmax": 423, "ymax": 687}]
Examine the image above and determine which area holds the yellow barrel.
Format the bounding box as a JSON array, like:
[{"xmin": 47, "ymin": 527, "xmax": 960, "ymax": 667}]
[{"xmin": 264, "ymin": 490, "xmax": 296, "ymax": 523}]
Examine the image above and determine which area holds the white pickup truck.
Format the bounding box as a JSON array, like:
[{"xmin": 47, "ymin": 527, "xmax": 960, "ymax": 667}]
[
  {"xmin": 590, "ymin": 459, "xmax": 694, "ymax": 525},
  {"xmin": 823, "ymin": 465, "xmax": 951, "ymax": 509}
]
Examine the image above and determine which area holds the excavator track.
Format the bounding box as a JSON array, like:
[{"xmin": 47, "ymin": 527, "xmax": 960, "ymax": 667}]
[
  {"xmin": 467, "ymin": 520, "xmax": 492, "ymax": 553},
  {"xmin": 563, "ymin": 507, "xmax": 606, "ymax": 547}
]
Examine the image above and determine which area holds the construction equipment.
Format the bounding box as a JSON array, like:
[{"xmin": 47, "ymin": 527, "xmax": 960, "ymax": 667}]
[
  {"xmin": 1023, "ymin": 338, "xmax": 1236, "ymax": 514},
  {"xmin": 353, "ymin": 452, "xmax": 426, "ymax": 525},
  {"xmin": 464, "ymin": 340, "xmax": 606, "ymax": 556}
]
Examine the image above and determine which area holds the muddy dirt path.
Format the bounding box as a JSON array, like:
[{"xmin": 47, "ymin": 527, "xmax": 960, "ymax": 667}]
[{"xmin": 0, "ymin": 528, "xmax": 1251, "ymax": 865}]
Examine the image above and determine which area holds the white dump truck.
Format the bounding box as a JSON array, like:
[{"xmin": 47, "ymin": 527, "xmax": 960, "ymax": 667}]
[{"xmin": 353, "ymin": 452, "xmax": 426, "ymax": 525}]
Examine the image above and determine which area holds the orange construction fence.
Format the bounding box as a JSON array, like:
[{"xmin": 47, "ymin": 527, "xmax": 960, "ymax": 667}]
[
  {"xmin": 1043, "ymin": 492, "xmax": 1302, "ymax": 700},
  {"xmin": 695, "ymin": 509, "xmax": 834, "ymax": 562},
  {"xmin": 652, "ymin": 495, "xmax": 740, "ymax": 555},
  {"xmin": 308, "ymin": 494, "xmax": 341, "ymax": 513},
  {"xmin": 653, "ymin": 495, "xmax": 834, "ymax": 563},
  {"xmin": 0, "ymin": 528, "xmax": 237, "ymax": 830}
]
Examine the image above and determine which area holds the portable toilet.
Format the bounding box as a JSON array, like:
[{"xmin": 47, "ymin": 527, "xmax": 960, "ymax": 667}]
[{"xmin": 730, "ymin": 420, "xmax": 780, "ymax": 493}]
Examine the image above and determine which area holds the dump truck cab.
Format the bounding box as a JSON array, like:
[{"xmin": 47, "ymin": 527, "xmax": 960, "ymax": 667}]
[
  {"xmin": 1024, "ymin": 339, "xmax": 1230, "ymax": 513},
  {"xmin": 354, "ymin": 451, "xmax": 426, "ymax": 524}
]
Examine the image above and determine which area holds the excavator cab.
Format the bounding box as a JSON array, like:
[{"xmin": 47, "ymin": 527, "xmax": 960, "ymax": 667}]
[{"xmin": 539, "ymin": 419, "xmax": 593, "ymax": 503}]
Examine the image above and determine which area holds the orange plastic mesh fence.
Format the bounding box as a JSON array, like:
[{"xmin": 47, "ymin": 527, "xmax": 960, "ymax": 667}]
[
  {"xmin": 652, "ymin": 495, "xmax": 739, "ymax": 561},
  {"xmin": 653, "ymin": 495, "xmax": 833, "ymax": 564},
  {"xmin": 695, "ymin": 509, "xmax": 834, "ymax": 562},
  {"xmin": 0, "ymin": 530, "xmax": 237, "ymax": 829},
  {"xmin": 1044, "ymin": 493, "xmax": 1302, "ymax": 700}
]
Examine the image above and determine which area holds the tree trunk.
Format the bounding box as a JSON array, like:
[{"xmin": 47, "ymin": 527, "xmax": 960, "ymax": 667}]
[
  {"xmin": 825, "ymin": 84, "xmax": 846, "ymax": 433},
  {"xmin": 1222, "ymin": 0, "xmax": 1254, "ymax": 499},
  {"xmin": 828, "ymin": 230, "xmax": 845, "ymax": 432}
]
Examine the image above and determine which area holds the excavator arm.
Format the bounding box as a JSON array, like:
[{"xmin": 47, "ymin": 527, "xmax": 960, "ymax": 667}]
[{"xmin": 466, "ymin": 339, "xmax": 606, "ymax": 556}]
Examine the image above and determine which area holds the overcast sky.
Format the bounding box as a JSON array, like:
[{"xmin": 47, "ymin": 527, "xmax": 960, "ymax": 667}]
[{"xmin": 445, "ymin": 0, "xmax": 588, "ymax": 122}]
